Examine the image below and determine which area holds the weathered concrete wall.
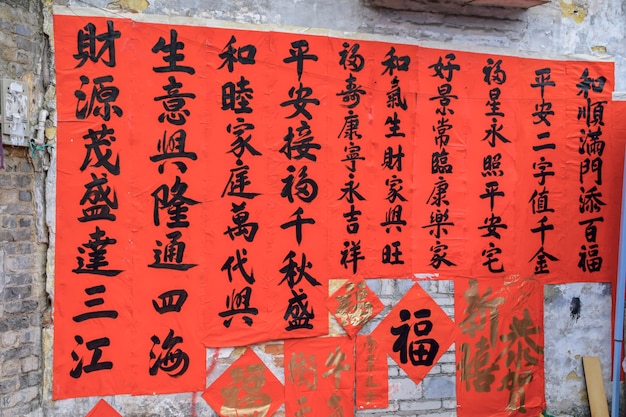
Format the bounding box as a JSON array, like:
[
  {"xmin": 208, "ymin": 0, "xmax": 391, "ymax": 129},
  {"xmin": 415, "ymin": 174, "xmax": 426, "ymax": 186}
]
[
  {"xmin": 1, "ymin": 0, "xmax": 625, "ymax": 416},
  {"xmin": 544, "ymin": 283, "xmax": 614, "ymax": 417},
  {"xmin": 57, "ymin": 0, "xmax": 626, "ymax": 90}
]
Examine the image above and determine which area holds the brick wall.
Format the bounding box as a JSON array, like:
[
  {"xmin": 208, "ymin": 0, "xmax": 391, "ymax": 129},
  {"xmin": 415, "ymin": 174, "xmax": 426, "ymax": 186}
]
[
  {"xmin": 0, "ymin": 146, "xmax": 46, "ymax": 417},
  {"xmin": 0, "ymin": 1, "xmax": 48, "ymax": 415},
  {"xmin": 0, "ymin": 1, "xmax": 42, "ymax": 80}
]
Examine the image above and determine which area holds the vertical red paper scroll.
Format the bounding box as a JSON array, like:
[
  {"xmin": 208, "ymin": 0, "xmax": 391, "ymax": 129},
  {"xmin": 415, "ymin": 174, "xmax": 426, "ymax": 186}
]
[
  {"xmin": 366, "ymin": 41, "xmax": 417, "ymax": 280},
  {"xmin": 54, "ymin": 14, "xmax": 135, "ymax": 399},
  {"xmin": 569, "ymin": 63, "xmax": 617, "ymax": 280},
  {"xmin": 413, "ymin": 48, "xmax": 471, "ymax": 277},
  {"xmin": 456, "ymin": 276, "xmax": 545, "ymax": 417},
  {"xmin": 129, "ymin": 21, "xmax": 206, "ymax": 394},
  {"xmin": 325, "ymin": 37, "xmax": 375, "ymax": 281},
  {"xmin": 203, "ymin": 27, "xmax": 276, "ymax": 347},
  {"xmin": 464, "ymin": 53, "xmax": 521, "ymax": 278},
  {"xmin": 285, "ymin": 336, "xmax": 355, "ymax": 417},
  {"xmin": 355, "ymin": 335, "xmax": 389, "ymax": 410},
  {"xmin": 263, "ymin": 31, "xmax": 330, "ymax": 341}
]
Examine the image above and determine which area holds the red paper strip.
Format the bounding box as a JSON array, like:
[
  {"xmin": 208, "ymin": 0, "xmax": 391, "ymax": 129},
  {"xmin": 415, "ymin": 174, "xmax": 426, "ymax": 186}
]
[
  {"xmin": 53, "ymin": 14, "xmax": 136, "ymax": 399},
  {"xmin": 355, "ymin": 335, "xmax": 389, "ymax": 410},
  {"xmin": 285, "ymin": 337, "xmax": 355, "ymax": 417}
]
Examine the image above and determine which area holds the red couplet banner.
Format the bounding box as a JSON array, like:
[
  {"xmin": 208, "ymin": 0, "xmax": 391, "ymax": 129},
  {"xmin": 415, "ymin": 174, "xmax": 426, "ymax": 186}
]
[{"xmin": 53, "ymin": 11, "xmax": 623, "ymax": 400}]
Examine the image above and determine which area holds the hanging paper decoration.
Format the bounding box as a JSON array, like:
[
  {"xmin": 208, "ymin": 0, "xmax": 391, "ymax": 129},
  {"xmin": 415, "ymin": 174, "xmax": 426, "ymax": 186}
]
[
  {"xmin": 285, "ymin": 336, "xmax": 355, "ymax": 417},
  {"xmin": 455, "ymin": 275, "xmax": 545, "ymax": 417},
  {"xmin": 53, "ymin": 10, "xmax": 621, "ymax": 405}
]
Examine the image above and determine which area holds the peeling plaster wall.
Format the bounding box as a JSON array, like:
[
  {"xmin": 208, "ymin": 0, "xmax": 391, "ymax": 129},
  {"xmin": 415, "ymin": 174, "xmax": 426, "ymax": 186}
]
[
  {"xmin": 544, "ymin": 283, "xmax": 614, "ymax": 416},
  {"xmin": 0, "ymin": 0, "xmax": 622, "ymax": 416}
]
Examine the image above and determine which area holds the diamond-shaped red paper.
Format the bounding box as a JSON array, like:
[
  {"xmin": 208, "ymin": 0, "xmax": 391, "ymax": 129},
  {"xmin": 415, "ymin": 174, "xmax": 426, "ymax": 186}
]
[
  {"xmin": 371, "ymin": 282, "xmax": 457, "ymax": 385},
  {"xmin": 326, "ymin": 278, "xmax": 384, "ymax": 338},
  {"xmin": 202, "ymin": 348, "xmax": 284, "ymax": 417},
  {"xmin": 85, "ymin": 399, "xmax": 122, "ymax": 417}
]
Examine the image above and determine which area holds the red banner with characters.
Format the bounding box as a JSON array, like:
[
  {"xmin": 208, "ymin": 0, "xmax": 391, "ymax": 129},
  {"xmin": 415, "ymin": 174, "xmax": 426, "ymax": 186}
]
[
  {"xmin": 285, "ymin": 336, "xmax": 355, "ymax": 417},
  {"xmin": 455, "ymin": 276, "xmax": 545, "ymax": 416},
  {"xmin": 54, "ymin": 10, "xmax": 622, "ymax": 401},
  {"xmin": 355, "ymin": 335, "xmax": 389, "ymax": 410}
]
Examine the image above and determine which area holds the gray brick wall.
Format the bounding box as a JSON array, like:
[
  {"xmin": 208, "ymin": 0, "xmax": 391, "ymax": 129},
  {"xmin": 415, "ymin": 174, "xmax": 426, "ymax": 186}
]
[
  {"xmin": 0, "ymin": 147, "xmax": 46, "ymax": 417},
  {"xmin": 0, "ymin": 1, "xmax": 43, "ymax": 84}
]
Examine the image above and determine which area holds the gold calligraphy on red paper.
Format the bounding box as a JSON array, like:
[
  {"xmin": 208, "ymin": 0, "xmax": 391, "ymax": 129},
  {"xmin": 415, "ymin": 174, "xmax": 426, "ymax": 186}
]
[
  {"xmin": 355, "ymin": 335, "xmax": 389, "ymax": 410},
  {"xmin": 326, "ymin": 278, "xmax": 384, "ymax": 338},
  {"xmin": 285, "ymin": 337, "xmax": 355, "ymax": 417},
  {"xmin": 456, "ymin": 276, "xmax": 545, "ymax": 417},
  {"xmin": 202, "ymin": 348, "xmax": 284, "ymax": 417}
]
